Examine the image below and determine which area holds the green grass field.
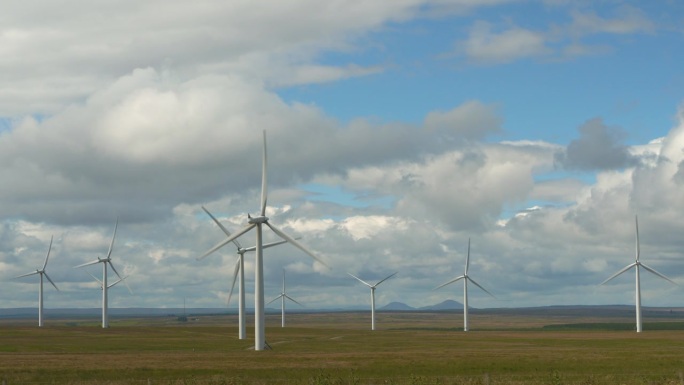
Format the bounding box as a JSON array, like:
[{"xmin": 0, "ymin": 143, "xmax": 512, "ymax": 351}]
[{"xmin": 1, "ymin": 311, "xmax": 684, "ymax": 384}]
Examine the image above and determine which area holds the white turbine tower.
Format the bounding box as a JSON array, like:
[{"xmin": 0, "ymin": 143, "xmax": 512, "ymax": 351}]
[
  {"xmin": 348, "ymin": 272, "xmax": 397, "ymax": 331},
  {"xmin": 198, "ymin": 130, "xmax": 327, "ymax": 351},
  {"xmin": 267, "ymin": 269, "xmax": 304, "ymax": 328},
  {"xmin": 15, "ymin": 236, "xmax": 59, "ymax": 327},
  {"xmin": 198, "ymin": 205, "xmax": 289, "ymax": 340},
  {"xmin": 75, "ymin": 219, "xmax": 131, "ymax": 328},
  {"xmin": 601, "ymin": 216, "xmax": 677, "ymax": 332},
  {"xmin": 434, "ymin": 238, "xmax": 494, "ymax": 332}
]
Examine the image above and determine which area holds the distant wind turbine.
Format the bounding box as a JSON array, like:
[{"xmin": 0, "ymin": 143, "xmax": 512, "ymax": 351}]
[
  {"xmin": 601, "ymin": 216, "xmax": 677, "ymax": 332},
  {"xmin": 348, "ymin": 272, "xmax": 397, "ymax": 331},
  {"xmin": 198, "ymin": 205, "xmax": 289, "ymax": 339},
  {"xmin": 15, "ymin": 236, "xmax": 59, "ymax": 327},
  {"xmin": 74, "ymin": 219, "xmax": 132, "ymax": 328},
  {"xmin": 434, "ymin": 238, "xmax": 495, "ymax": 332},
  {"xmin": 267, "ymin": 269, "xmax": 304, "ymax": 328},
  {"xmin": 197, "ymin": 130, "xmax": 328, "ymax": 351}
]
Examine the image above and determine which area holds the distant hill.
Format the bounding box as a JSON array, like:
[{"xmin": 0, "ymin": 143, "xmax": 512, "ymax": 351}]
[
  {"xmin": 419, "ymin": 299, "xmax": 464, "ymax": 310},
  {"xmin": 379, "ymin": 299, "xmax": 466, "ymax": 311},
  {"xmin": 380, "ymin": 302, "xmax": 416, "ymax": 311},
  {"xmin": 3, "ymin": 303, "xmax": 683, "ymax": 320}
]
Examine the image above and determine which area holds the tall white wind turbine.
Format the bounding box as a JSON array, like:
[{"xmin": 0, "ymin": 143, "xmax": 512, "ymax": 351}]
[
  {"xmin": 74, "ymin": 219, "xmax": 131, "ymax": 328},
  {"xmin": 348, "ymin": 272, "xmax": 397, "ymax": 331},
  {"xmin": 601, "ymin": 216, "xmax": 677, "ymax": 332},
  {"xmin": 15, "ymin": 236, "xmax": 59, "ymax": 327},
  {"xmin": 198, "ymin": 205, "xmax": 289, "ymax": 339},
  {"xmin": 434, "ymin": 239, "xmax": 494, "ymax": 332},
  {"xmin": 267, "ymin": 269, "xmax": 304, "ymax": 328},
  {"xmin": 197, "ymin": 130, "xmax": 327, "ymax": 351}
]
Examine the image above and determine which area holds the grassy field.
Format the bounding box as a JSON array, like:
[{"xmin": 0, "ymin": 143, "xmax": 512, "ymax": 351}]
[{"xmin": 1, "ymin": 311, "xmax": 684, "ymax": 384}]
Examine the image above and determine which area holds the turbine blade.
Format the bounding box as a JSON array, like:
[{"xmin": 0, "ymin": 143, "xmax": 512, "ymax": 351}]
[
  {"xmin": 106, "ymin": 218, "xmax": 118, "ymax": 260},
  {"xmin": 260, "ymin": 130, "xmax": 268, "ymax": 216},
  {"xmin": 242, "ymin": 238, "xmax": 296, "ymax": 252},
  {"xmin": 74, "ymin": 260, "xmax": 101, "ymax": 269},
  {"xmin": 467, "ymin": 277, "xmax": 495, "ymax": 298},
  {"xmin": 267, "ymin": 295, "xmax": 282, "ymax": 305},
  {"xmin": 108, "ymin": 261, "xmax": 124, "ymax": 280},
  {"xmin": 465, "ymin": 238, "xmax": 471, "ymax": 275},
  {"xmin": 348, "ymin": 273, "xmax": 372, "ymax": 288},
  {"xmin": 640, "ymin": 263, "xmax": 678, "ymax": 285},
  {"xmin": 434, "ymin": 275, "xmax": 465, "ymax": 291},
  {"xmin": 282, "ymin": 269, "xmax": 286, "ymax": 291},
  {"xmin": 42, "ymin": 235, "xmax": 54, "ymax": 270},
  {"xmin": 285, "ymin": 295, "xmax": 304, "ymax": 307},
  {"xmin": 266, "ymin": 223, "xmax": 329, "ymax": 267},
  {"xmin": 197, "ymin": 223, "xmax": 256, "ymax": 261},
  {"xmin": 107, "ymin": 275, "xmax": 130, "ymax": 291},
  {"xmin": 108, "ymin": 277, "xmax": 124, "ymax": 289},
  {"xmin": 226, "ymin": 257, "xmax": 241, "ymax": 306},
  {"xmin": 87, "ymin": 272, "xmax": 103, "ymax": 287},
  {"xmin": 374, "ymin": 272, "xmax": 398, "ymax": 287},
  {"xmin": 108, "ymin": 262, "xmax": 133, "ymax": 293},
  {"xmin": 201, "ymin": 206, "xmax": 242, "ymax": 250},
  {"xmin": 600, "ymin": 263, "xmax": 636, "ymax": 285},
  {"xmin": 635, "ymin": 215, "xmax": 640, "ymax": 262},
  {"xmin": 122, "ymin": 276, "xmax": 133, "ymax": 294},
  {"xmin": 15, "ymin": 271, "xmax": 39, "ymax": 279},
  {"xmin": 43, "ymin": 272, "xmax": 59, "ymax": 291}
]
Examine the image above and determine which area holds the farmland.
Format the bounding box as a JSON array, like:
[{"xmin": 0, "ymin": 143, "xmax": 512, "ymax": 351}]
[{"xmin": 1, "ymin": 310, "xmax": 684, "ymax": 384}]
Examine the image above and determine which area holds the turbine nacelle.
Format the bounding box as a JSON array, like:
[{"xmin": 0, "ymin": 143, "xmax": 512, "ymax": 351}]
[{"xmin": 248, "ymin": 215, "xmax": 269, "ymax": 224}]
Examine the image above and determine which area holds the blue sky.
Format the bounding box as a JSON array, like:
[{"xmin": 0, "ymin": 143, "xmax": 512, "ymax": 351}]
[
  {"xmin": 1, "ymin": 1, "xmax": 684, "ymax": 317},
  {"xmin": 280, "ymin": 2, "xmax": 682, "ymax": 146}
]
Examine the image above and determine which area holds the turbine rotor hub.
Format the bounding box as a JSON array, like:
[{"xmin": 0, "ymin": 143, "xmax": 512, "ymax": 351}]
[{"xmin": 248, "ymin": 216, "xmax": 269, "ymax": 224}]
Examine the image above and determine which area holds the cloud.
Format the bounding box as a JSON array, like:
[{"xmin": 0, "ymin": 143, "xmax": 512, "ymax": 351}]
[
  {"xmin": 1, "ymin": 1, "xmax": 683, "ymax": 313},
  {"xmin": 529, "ymin": 178, "xmax": 586, "ymax": 203},
  {"xmin": 424, "ymin": 100, "xmax": 502, "ymax": 140},
  {"xmin": 0, "ymin": 67, "xmax": 445, "ymax": 225},
  {"xmin": 461, "ymin": 22, "xmax": 549, "ymax": 64},
  {"xmin": 556, "ymin": 118, "xmax": 638, "ymax": 171},
  {"xmin": 0, "ymin": 0, "xmax": 425, "ymax": 116},
  {"xmin": 334, "ymin": 139, "xmax": 557, "ymax": 231},
  {"xmin": 5, "ymin": 109, "xmax": 684, "ymax": 310},
  {"xmin": 567, "ymin": 6, "xmax": 654, "ymax": 36},
  {"xmin": 456, "ymin": 4, "xmax": 655, "ymax": 64}
]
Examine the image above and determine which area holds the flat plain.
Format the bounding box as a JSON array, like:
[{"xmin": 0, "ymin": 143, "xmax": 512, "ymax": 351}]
[{"xmin": 1, "ymin": 309, "xmax": 684, "ymax": 384}]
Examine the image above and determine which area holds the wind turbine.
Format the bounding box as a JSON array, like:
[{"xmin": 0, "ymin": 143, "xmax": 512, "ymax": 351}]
[
  {"xmin": 267, "ymin": 269, "xmax": 304, "ymax": 327},
  {"xmin": 198, "ymin": 205, "xmax": 289, "ymax": 339},
  {"xmin": 197, "ymin": 130, "xmax": 327, "ymax": 351},
  {"xmin": 348, "ymin": 272, "xmax": 397, "ymax": 331},
  {"xmin": 434, "ymin": 238, "xmax": 494, "ymax": 332},
  {"xmin": 74, "ymin": 219, "xmax": 131, "ymax": 328},
  {"xmin": 15, "ymin": 236, "xmax": 59, "ymax": 327},
  {"xmin": 601, "ymin": 215, "xmax": 677, "ymax": 332}
]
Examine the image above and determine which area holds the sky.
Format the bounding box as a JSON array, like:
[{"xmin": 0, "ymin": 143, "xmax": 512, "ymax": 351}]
[{"xmin": 2, "ymin": 0, "xmax": 684, "ymax": 313}]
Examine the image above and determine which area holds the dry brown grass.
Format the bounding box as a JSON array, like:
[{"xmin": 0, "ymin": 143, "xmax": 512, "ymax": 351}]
[{"xmin": 1, "ymin": 311, "xmax": 684, "ymax": 384}]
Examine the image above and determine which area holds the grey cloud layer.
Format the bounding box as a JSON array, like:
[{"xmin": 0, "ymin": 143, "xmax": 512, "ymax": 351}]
[
  {"xmin": 0, "ymin": 0, "xmax": 425, "ymax": 116},
  {"xmin": 4, "ymin": 109, "xmax": 684, "ymax": 309},
  {"xmin": 457, "ymin": 4, "xmax": 655, "ymax": 64},
  {"xmin": 556, "ymin": 117, "xmax": 637, "ymax": 171},
  {"xmin": 2, "ymin": 1, "xmax": 683, "ymax": 311}
]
